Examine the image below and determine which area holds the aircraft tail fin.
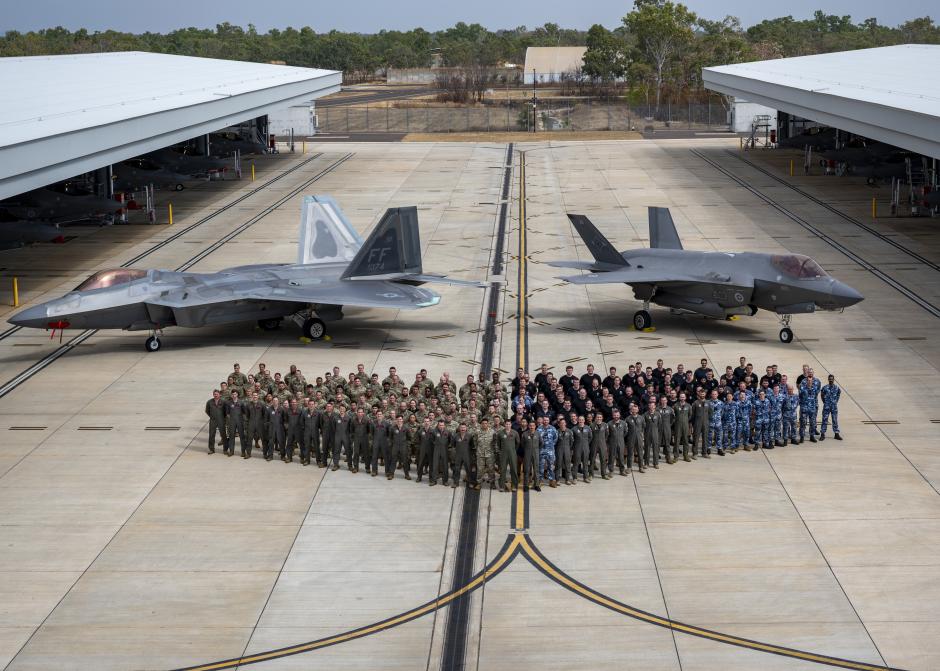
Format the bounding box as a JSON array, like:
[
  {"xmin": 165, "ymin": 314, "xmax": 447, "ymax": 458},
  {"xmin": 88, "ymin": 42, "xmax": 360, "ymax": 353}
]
[
  {"xmin": 340, "ymin": 206, "xmax": 423, "ymax": 280},
  {"xmin": 648, "ymin": 207, "xmax": 683, "ymax": 250},
  {"xmin": 567, "ymin": 214, "xmax": 627, "ymax": 267},
  {"xmin": 297, "ymin": 195, "xmax": 363, "ymax": 266}
]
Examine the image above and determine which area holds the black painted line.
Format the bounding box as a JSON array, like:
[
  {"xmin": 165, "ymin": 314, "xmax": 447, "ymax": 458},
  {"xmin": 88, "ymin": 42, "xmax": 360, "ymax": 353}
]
[
  {"xmin": 441, "ymin": 143, "xmax": 513, "ymax": 671},
  {"xmin": 479, "ymin": 143, "xmax": 514, "ymax": 378},
  {"xmin": 520, "ymin": 536, "xmax": 902, "ymax": 671},
  {"xmin": 726, "ymin": 150, "xmax": 940, "ymax": 273},
  {"xmin": 691, "ymin": 149, "xmax": 940, "ymax": 320},
  {"xmin": 0, "ymin": 154, "xmax": 325, "ymax": 345},
  {"xmin": 0, "ymin": 154, "xmax": 351, "ymax": 400},
  {"xmin": 173, "ymin": 535, "xmax": 522, "ymax": 671}
]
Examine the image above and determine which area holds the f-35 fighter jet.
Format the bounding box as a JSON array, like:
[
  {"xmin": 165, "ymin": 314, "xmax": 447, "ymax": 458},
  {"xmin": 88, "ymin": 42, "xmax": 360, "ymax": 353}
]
[
  {"xmin": 9, "ymin": 196, "xmax": 483, "ymax": 351},
  {"xmin": 548, "ymin": 208, "xmax": 863, "ymax": 343}
]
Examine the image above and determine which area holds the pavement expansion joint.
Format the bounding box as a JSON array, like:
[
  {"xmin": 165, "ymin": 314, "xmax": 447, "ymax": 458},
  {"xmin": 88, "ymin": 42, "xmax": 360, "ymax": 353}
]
[{"xmin": 175, "ymin": 487, "xmax": 904, "ymax": 671}]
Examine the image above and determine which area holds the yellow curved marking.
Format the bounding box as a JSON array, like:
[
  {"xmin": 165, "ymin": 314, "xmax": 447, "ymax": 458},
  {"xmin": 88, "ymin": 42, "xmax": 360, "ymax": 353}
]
[
  {"xmin": 180, "ymin": 444, "xmax": 900, "ymax": 671},
  {"xmin": 514, "ymin": 484, "xmax": 526, "ymax": 530},
  {"xmin": 518, "ymin": 536, "xmax": 900, "ymax": 671},
  {"xmin": 178, "ymin": 536, "xmax": 523, "ymax": 671}
]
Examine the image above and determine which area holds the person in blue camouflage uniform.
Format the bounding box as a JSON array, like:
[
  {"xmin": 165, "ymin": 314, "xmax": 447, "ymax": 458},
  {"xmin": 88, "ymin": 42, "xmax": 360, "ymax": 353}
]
[
  {"xmin": 721, "ymin": 391, "xmax": 737, "ymax": 453},
  {"xmin": 753, "ymin": 389, "xmax": 771, "ymax": 449},
  {"xmin": 536, "ymin": 416, "xmax": 559, "ymax": 487},
  {"xmin": 798, "ymin": 370, "xmax": 821, "ymax": 443},
  {"xmin": 819, "ymin": 374, "xmax": 842, "ymax": 441},
  {"xmin": 771, "ymin": 384, "xmax": 787, "ymax": 447},
  {"xmin": 707, "ymin": 389, "xmax": 725, "ymax": 456},
  {"xmin": 782, "ymin": 384, "xmax": 799, "ymax": 445},
  {"xmin": 734, "ymin": 390, "xmax": 752, "ymax": 451}
]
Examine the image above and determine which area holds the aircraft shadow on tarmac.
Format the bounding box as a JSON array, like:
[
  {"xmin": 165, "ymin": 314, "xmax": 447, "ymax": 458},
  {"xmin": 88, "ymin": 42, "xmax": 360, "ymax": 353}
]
[
  {"xmin": 0, "ymin": 315, "xmax": 463, "ymax": 363},
  {"xmin": 536, "ymin": 306, "xmax": 771, "ymax": 341}
]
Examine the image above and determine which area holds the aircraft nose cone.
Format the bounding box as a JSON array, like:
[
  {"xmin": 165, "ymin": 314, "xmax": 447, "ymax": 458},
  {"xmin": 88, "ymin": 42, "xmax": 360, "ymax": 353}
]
[
  {"xmin": 8, "ymin": 304, "xmax": 49, "ymax": 328},
  {"xmin": 832, "ymin": 280, "xmax": 863, "ymax": 307}
]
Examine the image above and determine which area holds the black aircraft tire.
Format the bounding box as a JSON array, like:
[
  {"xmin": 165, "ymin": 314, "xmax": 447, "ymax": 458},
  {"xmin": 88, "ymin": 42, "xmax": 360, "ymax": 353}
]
[
  {"xmin": 303, "ymin": 317, "xmax": 327, "ymax": 340},
  {"xmin": 174, "ymin": 183, "xmax": 185, "ymax": 191},
  {"xmin": 145, "ymin": 336, "xmax": 162, "ymax": 352},
  {"xmin": 633, "ymin": 310, "xmax": 652, "ymax": 331},
  {"xmin": 779, "ymin": 327, "xmax": 794, "ymax": 344},
  {"xmin": 258, "ymin": 317, "xmax": 281, "ymax": 331}
]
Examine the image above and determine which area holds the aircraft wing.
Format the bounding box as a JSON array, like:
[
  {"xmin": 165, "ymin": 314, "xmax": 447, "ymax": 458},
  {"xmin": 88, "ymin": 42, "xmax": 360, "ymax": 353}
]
[
  {"xmin": 556, "ymin": 268, "xmax": 693, "ymax": 286},
  {"xmin": 153, "ymin": 278, "xmax": 441, "ymax": 311},
  {"xmin": 239, "ymin": 278, "xmax": 441, "ymax": 310},
  {"xmin": 392, "ymin": 273, "xmax": 488, "ymax": 288},
  {"xmin": 545, "ymin": 260, "xmax": 627, "ymax": 272}
]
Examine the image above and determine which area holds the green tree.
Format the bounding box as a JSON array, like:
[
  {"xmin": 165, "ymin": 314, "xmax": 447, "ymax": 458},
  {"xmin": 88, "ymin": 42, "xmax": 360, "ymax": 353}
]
[
  {"xmin": 624, "ymin": 0, "xmax": 697, "ymax": 116},
  {"xmin": 899, "ymin": 17, "xmax": 940, "ymax": 43},
  {"xmin": 582, "ymin": 24, "xmax": 627, "ymax": 82}
]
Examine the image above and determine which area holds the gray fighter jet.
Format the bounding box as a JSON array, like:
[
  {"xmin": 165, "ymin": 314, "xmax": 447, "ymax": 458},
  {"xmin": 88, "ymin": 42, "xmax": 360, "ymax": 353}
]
[
  {"xmin": 547, "ymin": 207, "xmax": 863, "ymax": 343},
  {"xmin": 777, "ymin": 127, "xmax": 836, "ymax": 151},
  {"xmin": 0, "ymin": 220, "xmax": 65, "ymax": 251},
  {"xmin": 144, "ymin": 148, "xmax": 232, "ymax": 178},
  {"xmin": 9, "ymin": 196, "xmax": 483, "ymax": 351},
  {"xmin": 209, "ymin": 131, "xmax": 267, "ymax": 157},
  {"xmin": 113, "ymin": 158, "xmax": 196, "ymax": 192},
  {"xmin": 924, "ymin": 190, "xmax": 940, "ymax": 210},
  {"xmin": 1, "ymin": 184, "xmax": 122, "ymax": 222}
]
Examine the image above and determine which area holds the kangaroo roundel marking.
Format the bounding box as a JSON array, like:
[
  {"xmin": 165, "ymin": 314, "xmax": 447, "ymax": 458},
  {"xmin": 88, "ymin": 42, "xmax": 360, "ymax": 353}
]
[{"xmin": 312, "ymin": 219, "xmax": 338, "ymax": 259}]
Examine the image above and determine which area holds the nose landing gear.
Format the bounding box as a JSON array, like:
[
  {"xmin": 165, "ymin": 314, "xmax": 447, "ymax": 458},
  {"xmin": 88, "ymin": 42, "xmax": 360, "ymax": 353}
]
[
  {"xmin": 778, "ymin": 314, "xmax": 794, "ymax": 344},
  {"xmin": 302, "ymin": 317, "xmax": 327, "ymax": 340},
  {"xmin": 145, "ymin": 332, "xmax": 162, "ymax": 352},
  {"xmin": 633, "ymin": 301, "xmax": 653, "ymax": 330}
]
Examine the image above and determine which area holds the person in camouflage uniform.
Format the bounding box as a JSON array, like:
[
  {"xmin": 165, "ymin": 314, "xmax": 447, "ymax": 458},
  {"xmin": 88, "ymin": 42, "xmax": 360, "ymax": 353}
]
[
  {"xmin": 707, "ymin": 389, "xmax": 725, "ymax": 456},
  {"xmin": 721, "ymin": 391, "xmax": 737, "ymax": 454},
  {"xmin": 474, "ymin": 418, "xmax": 497, "ymax": 490},
  {"xmin": 734, "ymin": 390, "xmax": 752, "ymax": 452},
  {"xmin": 536, "ymin": 416, "xmax": 558, "ymax": 488},
  {"xmin": 753, "ymin": 390, "xmax": 771, "ymax": 449},
  {"xmin": 819, "ymin": 374, "xmax": 842, "ymax": 441},
  {"xmin": 769, "ymin": 383, "xmax": 785, "ymax": 447},
  {"xmin": 782, "ymin": 384, "xmax": 799, "ymax": 445},
  {"xmin": 799, "ymin": 370, "xmax": 821, "ymax": 443}
]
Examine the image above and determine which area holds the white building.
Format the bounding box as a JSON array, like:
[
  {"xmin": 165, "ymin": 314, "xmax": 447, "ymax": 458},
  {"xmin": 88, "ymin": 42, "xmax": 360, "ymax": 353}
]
[
  {"xmin": 730, "ymin": 97, "xmax": 778, "ymax": 134},
  {"xmin": 704, "ymin": 44, "xmax": 940, "ymax": 158},
  {"xmin": 267, "ymin": 102, "xmax": 319, "ymax": 137},
  {"xmin": 0, "ymin": 51, "xmax": 340, "ymax": 199},
  {"xmin": 522, "ymin": 46, "xmax": 587, "ymax": 85}
]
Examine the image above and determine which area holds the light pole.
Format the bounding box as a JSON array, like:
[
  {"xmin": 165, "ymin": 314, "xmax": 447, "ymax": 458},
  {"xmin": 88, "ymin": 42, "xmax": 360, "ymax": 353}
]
[{"xmin": 531, "ymin": 68, "xmax": 537, "ymax": 132}]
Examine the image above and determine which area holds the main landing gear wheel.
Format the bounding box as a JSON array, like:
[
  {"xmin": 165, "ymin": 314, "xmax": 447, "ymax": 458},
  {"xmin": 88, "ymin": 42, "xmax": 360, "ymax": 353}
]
[
  {"xmin": 633, "ymin": 310, "xmax": 652, "ymax": 330},
  {"xmin": 303, "ymin": 317, "xmax": 327, "ymax": 340},
  {"xmin": 145, "ymin": 336, "xmax": 162, "ymax": 352},
  {"xmin": 258, "ymin": 317, "xmax": 281, "ymax": 331},
  {"xmin": 779, "ymin": 327, "xmax": 794, "ymax": 344}
]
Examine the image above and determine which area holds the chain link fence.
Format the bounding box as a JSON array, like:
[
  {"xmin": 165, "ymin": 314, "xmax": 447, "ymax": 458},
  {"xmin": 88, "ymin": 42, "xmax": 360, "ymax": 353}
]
[{"xmin": 317, "ymin": 98, "xmax": 730, "ymax": 134}]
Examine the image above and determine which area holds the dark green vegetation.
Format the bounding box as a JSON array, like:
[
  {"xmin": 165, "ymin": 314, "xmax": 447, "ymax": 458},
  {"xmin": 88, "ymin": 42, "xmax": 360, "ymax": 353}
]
[{"xmin": 2, "ymin": 2, "xmax": 937, "ymax": 98}]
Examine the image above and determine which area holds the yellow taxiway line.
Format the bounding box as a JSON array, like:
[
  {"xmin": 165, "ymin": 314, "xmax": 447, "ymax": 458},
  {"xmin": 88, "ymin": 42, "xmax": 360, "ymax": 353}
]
[{"xmin": 177, "ymin": 483, "xmax": 901, "ymax": 671}]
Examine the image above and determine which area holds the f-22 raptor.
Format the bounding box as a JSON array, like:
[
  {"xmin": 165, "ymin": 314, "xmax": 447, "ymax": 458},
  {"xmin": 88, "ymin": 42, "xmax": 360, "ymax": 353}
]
[
  {"xmin": 548, "ymin": 207, "xmax": 863, "ymax": 343},
  {"xmin": 10, "ymin": 196, "xmax": 483, "ymax": 351}
]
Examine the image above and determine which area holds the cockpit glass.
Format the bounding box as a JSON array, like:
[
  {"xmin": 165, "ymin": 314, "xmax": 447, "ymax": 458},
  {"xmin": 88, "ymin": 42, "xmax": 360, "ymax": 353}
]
[
  {"xmin": 771, "ymin": 254, "xmax": 828, "ymax": 279},
  {"xmin": 74, "ymin": 268, "xmax": 147, "ymax": 292}
]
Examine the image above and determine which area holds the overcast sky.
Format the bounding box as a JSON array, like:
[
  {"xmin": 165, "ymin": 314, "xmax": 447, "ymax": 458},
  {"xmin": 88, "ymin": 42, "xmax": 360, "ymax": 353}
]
[{"xmin": 1, "ymin": 0, "xmax": 935, "ymax": 34}]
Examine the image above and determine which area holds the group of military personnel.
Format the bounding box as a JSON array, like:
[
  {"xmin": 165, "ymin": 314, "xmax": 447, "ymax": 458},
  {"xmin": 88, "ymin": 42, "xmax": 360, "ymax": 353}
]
[{"xmin": 204, "ymin": 356, "xmax": 844, "ymax": 492}]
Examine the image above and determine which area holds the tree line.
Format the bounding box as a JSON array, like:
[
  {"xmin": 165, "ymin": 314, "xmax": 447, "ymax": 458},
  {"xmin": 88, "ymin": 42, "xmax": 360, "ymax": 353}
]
[
  {"xmin": 577, "ymin": 2, "xmax": 939, "ymax": 114},
  {"xmin": 2, "ymin": 2, "xmax": 938, "ymax": 110}
]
